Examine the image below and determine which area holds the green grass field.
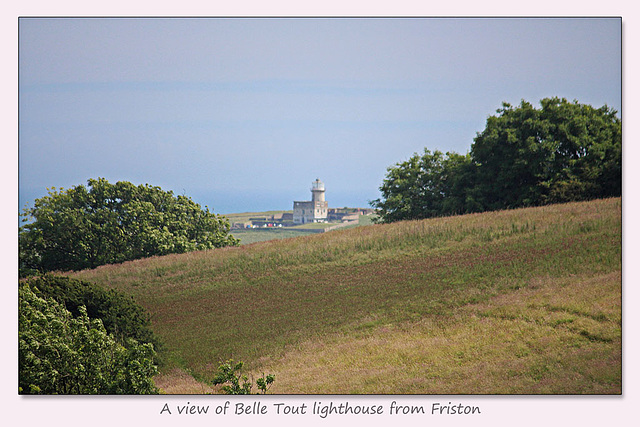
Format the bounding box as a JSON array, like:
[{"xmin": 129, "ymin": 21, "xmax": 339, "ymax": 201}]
[
  {"xmin": 230, "ymin": 213, "xmax": 377, "ymax": 245},
  {"xmin": 231, "ymin": 228, "xmax": 321, "ymax": 245},
  {"xmin": 67, "ymin": 198, "xmax": 621, "ymax": 394}
]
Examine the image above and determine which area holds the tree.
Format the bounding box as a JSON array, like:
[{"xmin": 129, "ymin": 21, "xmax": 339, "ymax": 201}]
[
  {"xmin": 370, "ymin": 149, "xmax": 476, "ymax": 223},
  {"xmin": 471, "ymin": 98, "xmax": 621, "ymax": 209},
  {"xmin": 371, "ymin": 98, "xmax": 621, "ymax": 223},
  {"xmin": 537, "ymin": 97, "xmax": 622, "ymax": 202},
  {"xmin": 19, "ymin": 285, "xmax": 158, "ymax": 394},
  {"xmin": 19, "ymin": 178, "xmax": 239, "ymax": 275},
  {"xmin": 470, "ymin": 100, "xmax": 555, "ymax": 210}
]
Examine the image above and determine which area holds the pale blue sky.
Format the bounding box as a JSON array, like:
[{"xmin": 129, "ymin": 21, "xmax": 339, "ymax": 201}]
[{"xmin": 19, "ymin": 17, "xmax": 621, "ymax": 214}]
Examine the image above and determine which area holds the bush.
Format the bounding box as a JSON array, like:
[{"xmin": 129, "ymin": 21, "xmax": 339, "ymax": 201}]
[
  {"xmin": 211, "ymin": 360, "xmax": 275, "ymax": 395},
  {"xmin": 20, "ymin": 274, "xmax": 159, "ymax": 350},
  {"xmin": 19, "ymin": 285, "xmax": 158, "ymax": 394}
]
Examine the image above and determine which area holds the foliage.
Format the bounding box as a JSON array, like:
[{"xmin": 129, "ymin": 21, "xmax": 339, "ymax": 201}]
[
  {"xmin": 471, "ymin": 98, "xmax": 621, "ymax": 209},
  {"xmin": 211, "ymin": 360, "xmax": 275, "ymax": 394},
  {"xmin": 371, "ymin": 98, "xmax": 621, "ymax": 223},
  {"xmin": 256, "ymin": 373, "xmax": 276, "ymax": 394},
  {"xmin": 19, "ymin": 178, "xmax": 239, "ymax": 275},
  {"xmin": 20, "ymin": 274, "xmax": 158, "ymax": 350},
  {"xmin": 19, "ymin": 285, "xmax": 159, "ymax": 394},
  {"xmin": 371, "ymin": 149, "xmax": 478, "ymax": 222}
]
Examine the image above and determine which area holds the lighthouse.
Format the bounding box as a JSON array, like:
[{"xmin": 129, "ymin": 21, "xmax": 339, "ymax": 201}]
[{"xmin": 293, "ymin": 179, "xmax": 329, "ymax": 224}]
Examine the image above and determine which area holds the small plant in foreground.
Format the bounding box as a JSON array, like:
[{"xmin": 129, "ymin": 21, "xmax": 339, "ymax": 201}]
[
  {"xmin": 211, "ymin": 360, "xmax": 275, "ymax": 394},
  {"xmin": 256, "ymin": 373, "xmax": 276, "ymax": 394}
]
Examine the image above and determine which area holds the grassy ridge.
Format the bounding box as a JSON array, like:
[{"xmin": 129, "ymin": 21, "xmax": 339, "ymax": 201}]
[{"xmin": 67, "ymin": 198, "xmax": 621, "ymax": 394}]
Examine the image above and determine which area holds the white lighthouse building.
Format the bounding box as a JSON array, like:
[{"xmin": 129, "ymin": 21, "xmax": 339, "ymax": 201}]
[{"xmin": 293, "ymin": 178, "xmax": 329, "ymax": 224}]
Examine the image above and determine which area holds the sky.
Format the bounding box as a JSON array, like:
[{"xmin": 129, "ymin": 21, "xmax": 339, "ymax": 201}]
[{"xmin": 18, "ymin": 17, "xmax": 622, "ymax": 214}]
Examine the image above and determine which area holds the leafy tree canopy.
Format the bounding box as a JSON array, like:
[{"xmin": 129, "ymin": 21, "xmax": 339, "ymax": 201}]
[
  {"xmin": 371, "ymin": 98, "xmax": 621, "ymax": 223},
  {"xmin": 371, "ymin": 149, "xmax": 475, "ymax": 223},
  {"xmin": 20, "ymin": 178, "xmax": 239, "ymax": 275},
  {"xmin": 471, "ymin": 98, "xmax": 621, "ymax": 210}
]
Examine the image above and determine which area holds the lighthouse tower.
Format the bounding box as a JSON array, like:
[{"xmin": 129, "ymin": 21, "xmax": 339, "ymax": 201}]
[{"xmin": 311, "ymin": 178, "xmax": 325, "ymax": 203}]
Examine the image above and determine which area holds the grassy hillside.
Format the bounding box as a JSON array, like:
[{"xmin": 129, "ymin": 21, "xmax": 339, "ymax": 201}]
[{"xmin": 67, "ymin": 198, "xmax": 621, "ymax": 394}]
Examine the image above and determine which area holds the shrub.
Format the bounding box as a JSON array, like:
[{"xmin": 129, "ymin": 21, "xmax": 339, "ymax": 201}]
[
  {"xmin": 19, "ymin": 285, "xmax": 158, "ymax": 394},
  {"xmin": 211, "ymin": 360, "xmax": 275, "ymax": 395},
  {"xmin": 20, "ymin": 274, "xmax": 159, "ymax": 350}
]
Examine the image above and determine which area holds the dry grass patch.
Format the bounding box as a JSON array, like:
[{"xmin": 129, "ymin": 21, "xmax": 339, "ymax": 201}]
[
  {"xmin": 154, "ymin": 368, "xmax": 216, "ymax": 394},
  {"xmin": 247, "ymin": 272, "xmax": 621, "ymax": 394}
]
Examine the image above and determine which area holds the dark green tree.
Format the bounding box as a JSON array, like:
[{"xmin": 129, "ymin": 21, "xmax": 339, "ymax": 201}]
[
  {"xmin": 471, "ymin": 98, "xmax": 621, "ymax": 210},
  {"xmin": 19, "ymin": 178, "xmax": 239, "ymax": 275},
  {"xmin": 21, "ymin": 274, "xmax": 158, "ymax": 350},
  {"xmin": 537, "ymin": 97, "xmax": 622, "ymax": 202},
  {"xmin": 371, "ymin": 98, "xmax": 621, "ymax": 223},
  {"xmin": 439, "ymin": 151, "xmax": 483, "ymax": 215},
  {"xmin": 470, "ymin": 100, "xmax": 554, "ymax": 210},
  {"xmin": 371, "ymin": 149, "xmax": 476, "ymax": 223}
]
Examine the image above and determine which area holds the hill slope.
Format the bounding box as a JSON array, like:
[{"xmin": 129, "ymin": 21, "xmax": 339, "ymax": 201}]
[{"xmin": 67, "ymin": 198, "xmax": 622, "ymax": 394}]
